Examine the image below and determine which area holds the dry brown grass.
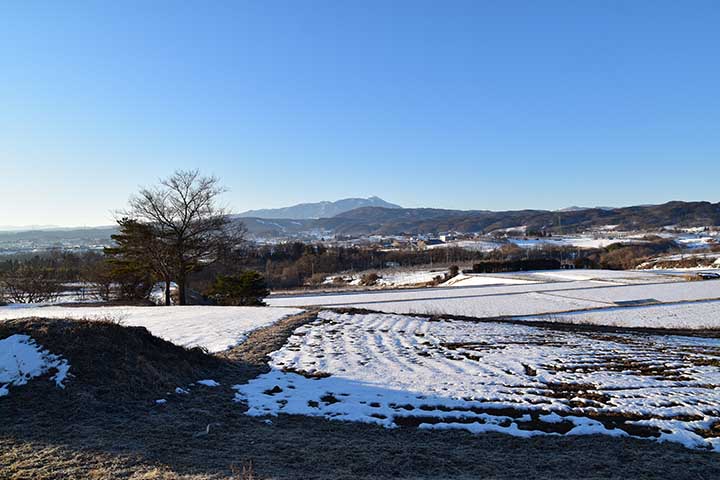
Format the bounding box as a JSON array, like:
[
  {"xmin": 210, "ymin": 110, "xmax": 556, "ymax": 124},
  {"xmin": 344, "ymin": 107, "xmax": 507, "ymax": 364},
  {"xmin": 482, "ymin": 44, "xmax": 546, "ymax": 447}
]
[{"xmin": 0, "ymin": 317, "xmax": 221, "ymax": 402}]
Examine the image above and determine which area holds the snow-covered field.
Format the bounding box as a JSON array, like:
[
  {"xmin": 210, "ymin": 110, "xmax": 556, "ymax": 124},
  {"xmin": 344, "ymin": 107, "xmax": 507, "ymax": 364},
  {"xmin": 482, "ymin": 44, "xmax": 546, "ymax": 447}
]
[
  {"xmin": 524, "ymin": 300, "xmax": 720, "ymax": 329},
  {"xmin": 323, "ymin": 269, "xmax": 445, "ymax": 287},
  {"xmin": 523, "ymin": 269, "xmax": 685, "ymax": 283},
  {"xmin": 341, "ymin": 291, "xmax": 606, "ymax": 318},
  {"xmin": 440, "ymin": 273, "xmax": 538, "ymax": 287},
  {"xmin": 508, "ymin": 236, "xmax": 644, "ymax": 249},
  {"xmin": 539, "ymin": 279, "xmax": 720, "ymax": 305},
  {"xmin": 269, "ymin": 273, "xmax": 720, "ymax": 327},
  {"xmin": 0, "ymin": 334, "xmax": 69, "ymax": 397},
  {"xmin": 0, "ymin": 306, "xmax": 303, "ymax": 353},
  {"xmin": 270, "ymin": 280, "xmax": 611, "ymax": 309},
  {"xmin": 425, "ymin": 239, "xmax": 502, "ymax": 252},
  {"xmin": 234, "ymin": 311, "xmax": 720, "ymax": 451}
]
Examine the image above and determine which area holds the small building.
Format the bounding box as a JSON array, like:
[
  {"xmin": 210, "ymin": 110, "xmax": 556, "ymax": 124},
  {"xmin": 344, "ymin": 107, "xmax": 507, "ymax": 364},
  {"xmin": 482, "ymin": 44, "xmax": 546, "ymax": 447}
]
[{"xmin": 417, "ymin": 239, "xmax": 445, "ymax": 250}]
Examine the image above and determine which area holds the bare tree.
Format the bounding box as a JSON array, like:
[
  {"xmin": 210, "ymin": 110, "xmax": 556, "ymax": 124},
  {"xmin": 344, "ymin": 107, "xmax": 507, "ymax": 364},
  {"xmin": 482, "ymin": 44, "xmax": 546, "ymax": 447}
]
[
  {"xmin": 82, "ymin": 256, "xmax": 116, "ymax": 302},
  {"xmin": 122, "ymin": 170, "xmax": 243, "ymax": 305},
  {"xmin": 0, "ymin": 265, "xmax": 62, "ymax": 304}
]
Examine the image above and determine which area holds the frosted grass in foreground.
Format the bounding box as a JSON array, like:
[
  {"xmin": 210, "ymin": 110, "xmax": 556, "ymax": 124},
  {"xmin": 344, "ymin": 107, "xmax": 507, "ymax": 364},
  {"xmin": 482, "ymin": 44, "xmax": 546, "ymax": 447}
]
[
  {"xmin": 0, "ymin": 335, "xmax": 69, "ymax": 397},
  {"xmin": 0, "ymin": 306, "xmax": 303, "ymax": 353},
  {"xmin": 235, "ymin": 311, "xmax": 720, "ymax": 451}
]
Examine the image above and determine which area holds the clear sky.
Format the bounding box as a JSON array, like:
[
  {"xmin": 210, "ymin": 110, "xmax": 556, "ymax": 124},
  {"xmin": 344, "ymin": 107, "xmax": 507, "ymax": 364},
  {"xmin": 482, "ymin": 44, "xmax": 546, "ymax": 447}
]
[{"xmin": 1, "ymin": 1, "xmax": 719, "ymax": 227}]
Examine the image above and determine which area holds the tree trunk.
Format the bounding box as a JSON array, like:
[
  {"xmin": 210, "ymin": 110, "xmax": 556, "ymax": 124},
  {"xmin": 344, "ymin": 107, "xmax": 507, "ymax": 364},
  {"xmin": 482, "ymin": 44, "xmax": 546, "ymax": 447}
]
[
  {"xmin": 178, "ymin": 275, "xmax": 187, "ymax": 305},
  {"xmin": 164, "ymin": 280, "xmax": 171, "ymax": 306}
]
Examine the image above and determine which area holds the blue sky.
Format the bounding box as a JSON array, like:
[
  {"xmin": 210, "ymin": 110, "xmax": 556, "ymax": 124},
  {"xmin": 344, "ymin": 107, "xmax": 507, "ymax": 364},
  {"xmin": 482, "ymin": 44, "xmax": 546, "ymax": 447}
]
[{"xmin": 1, "ymin": 1, "xmax": 719, "ymax": 226}]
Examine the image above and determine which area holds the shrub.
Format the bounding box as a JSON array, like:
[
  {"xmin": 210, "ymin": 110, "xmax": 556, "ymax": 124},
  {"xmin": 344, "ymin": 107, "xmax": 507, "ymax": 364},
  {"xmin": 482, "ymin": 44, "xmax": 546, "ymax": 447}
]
[
  {"xmin": 206, "ymin": 271, "xmax": 270, "ymax": 306},
  {"xmin": 360, "ymin": 272, "xmax": 380, "ymax": 286},
  {"xmin": 306, "ymin": 273, "xmax": 327, "ymax": 286}
]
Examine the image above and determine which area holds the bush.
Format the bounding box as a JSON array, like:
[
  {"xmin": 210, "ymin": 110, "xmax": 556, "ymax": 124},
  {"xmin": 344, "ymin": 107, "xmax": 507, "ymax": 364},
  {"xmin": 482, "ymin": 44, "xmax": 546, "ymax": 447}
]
[
  {"xmin": 306, "ymin": 273, "xmax": 327, "ymax": 286},
  {"xmin": 206, "ymin": 271, "xmax": 270, "ymax": 306},
  {"xmin": 472, "ymin": 258, "xmax": 561, "ymax": 273},
  {"xmin": 360, "ymin": 272, "xmax": 380, "ymax": 286}
]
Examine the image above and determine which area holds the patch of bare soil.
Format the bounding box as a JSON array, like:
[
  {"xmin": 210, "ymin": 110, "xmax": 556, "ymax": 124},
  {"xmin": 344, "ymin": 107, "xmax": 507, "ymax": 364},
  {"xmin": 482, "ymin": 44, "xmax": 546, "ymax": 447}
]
[{"xmin": 2, "ymin": 310, "xmax": 720, "ymax": 480}]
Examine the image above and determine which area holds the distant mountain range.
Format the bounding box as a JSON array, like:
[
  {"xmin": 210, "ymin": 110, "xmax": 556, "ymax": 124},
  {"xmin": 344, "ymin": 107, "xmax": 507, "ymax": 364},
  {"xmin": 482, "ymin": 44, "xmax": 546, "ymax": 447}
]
[
  {"xmin": 236, "ymin": 196, "xmax": 401, "ymax": 219},
  {"xmin": 235, "ymin": 201, "xmax": 720, "ymax": 238},
  {"xmin": 316, "ymin": 201, "xmax": 720, "ymax": 236},
  {"xmin": 3, "ymin": 201, "xmax": 719, "ymax": 249}
]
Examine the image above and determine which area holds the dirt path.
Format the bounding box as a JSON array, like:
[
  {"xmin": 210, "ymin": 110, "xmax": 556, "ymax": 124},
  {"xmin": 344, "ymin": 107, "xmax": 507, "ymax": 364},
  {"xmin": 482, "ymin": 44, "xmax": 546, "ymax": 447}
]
[{"xmin": 2, "ymin": 310, "xmax": 720, "ymax": 480}]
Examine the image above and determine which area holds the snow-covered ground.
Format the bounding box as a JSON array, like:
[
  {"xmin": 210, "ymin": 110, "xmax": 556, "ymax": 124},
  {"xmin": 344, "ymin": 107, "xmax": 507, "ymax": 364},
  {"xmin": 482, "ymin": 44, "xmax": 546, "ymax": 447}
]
[
  {"xmin": 374, "ymin": 270, "xmax": 443, "ymax": 287},
  {"xmin": 324, "ymin": 269, "xmax": 446, "ymax": 288},
  {"xmin": 425, "ymin": 240, "xmax": 502, "ymax": 252},
  {"xmin": 675, "ymin": 235, "xmax": 719, "ymax": 249},
  {"xmin": 234, "ymin": 311, "xmax": 720, "ymax": 451},
  {"xmin": 637, "ymin": 253, "xmax": 720, "ymax": 270},
  {"xmin": 508, "ymin": 236, "xmax": 645, "ymax": 249},
  {"xmin": 440, "ymin": 273, "xmax": 539, "ymax": 287},
  {"xmin": 521, "ymin": 300, "xmax": 720, "ymax": 329},
  {"xmin": 523, "ymin": 269, "xmax": 685, "ymax": 283},
  {"xmin": 270, "ymin": 280, "xmax": 612, "ymax": 308},
  {"xmin": 339, "ymin": 290, "xmax": 606, "ymax": 318},
  {"xmin": 537, "ymin": 279, "xmax": 720, "ymax": 305},
  {"xmin": 269, "ymin": 273, "xmax": 720, "ymax": 325},
  {"xmin": 0, "ymin": 334, "xmax": 70, "ymax": 397},
  {"xmin": 0, "ymin": 306, "xmax": 303, "ymax": 353}
]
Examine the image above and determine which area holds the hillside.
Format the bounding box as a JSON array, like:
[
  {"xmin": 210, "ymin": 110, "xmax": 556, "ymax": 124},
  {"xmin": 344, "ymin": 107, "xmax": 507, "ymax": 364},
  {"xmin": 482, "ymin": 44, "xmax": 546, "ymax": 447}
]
[{"xmin": 315, "ymin": 201, "xmax": 720, "ymax": 235}]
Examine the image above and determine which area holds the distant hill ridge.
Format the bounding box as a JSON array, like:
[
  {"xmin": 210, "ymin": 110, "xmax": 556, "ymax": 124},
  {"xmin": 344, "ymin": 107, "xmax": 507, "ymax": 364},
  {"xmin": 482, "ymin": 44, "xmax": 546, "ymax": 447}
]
[
  {"xmin": 3, "ymin": 201, "xmax": 719, "ymax": 245},
  {"xmin": 236, "ymin": 196, "xmax": 401, "ymax": 219},
  {"xmin": 238, "ymin": 201, "xmax": 720, "ymax": 237}
]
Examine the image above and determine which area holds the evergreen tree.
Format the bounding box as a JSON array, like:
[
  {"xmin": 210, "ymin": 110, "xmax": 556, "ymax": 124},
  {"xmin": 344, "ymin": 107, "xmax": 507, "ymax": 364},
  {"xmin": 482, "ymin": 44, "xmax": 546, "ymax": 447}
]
[
  {"xmin": 206, "ymin": 271, "xmax": 269, "ymax": 306},
  {"xmin": 105, "ymin": 218, "xmax": 173, "ymax": 304}
]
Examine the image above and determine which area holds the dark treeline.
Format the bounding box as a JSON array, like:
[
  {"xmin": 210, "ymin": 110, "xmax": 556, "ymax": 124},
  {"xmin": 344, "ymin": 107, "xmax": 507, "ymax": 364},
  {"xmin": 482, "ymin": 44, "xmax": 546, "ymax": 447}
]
[
  {"xmin": 0, "ymin": 250, "xmax": 109, "ymax": 304},
  {"xmin": 0, "ymin": 249, "xmax": 102, "ymax": 282},
  {"xmin": 199, "ymin": 243, "xmax": 495, "ymax": 290}
]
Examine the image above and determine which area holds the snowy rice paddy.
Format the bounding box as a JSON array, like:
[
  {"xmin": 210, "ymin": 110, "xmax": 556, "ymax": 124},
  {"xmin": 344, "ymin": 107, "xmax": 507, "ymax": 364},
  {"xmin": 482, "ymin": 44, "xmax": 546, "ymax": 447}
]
[
  {"xmin": 525, "ymin": 300, "xmax": 720, "ymax": 330},
  {"xmin": 269, "ymin": 273, "xmax": 720, "ymax": 328},
  {"xmin": 0, "ymin": 305, "xmax": 303, "ymax": 353},
  {"xmin": 234, "ymin": 311, "xmax": 720, "ymax": 451}
]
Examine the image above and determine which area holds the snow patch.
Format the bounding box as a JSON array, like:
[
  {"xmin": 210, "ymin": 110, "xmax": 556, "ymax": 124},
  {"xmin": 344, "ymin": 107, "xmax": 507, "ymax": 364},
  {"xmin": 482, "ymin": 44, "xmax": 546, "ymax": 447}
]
[
  {"xmin": 0, "ymin": 334, "xmax": 70, "ymax": 396},
  {"xmin": 197, "ymin": 379, "xmax": 220, "ymax": 387}
]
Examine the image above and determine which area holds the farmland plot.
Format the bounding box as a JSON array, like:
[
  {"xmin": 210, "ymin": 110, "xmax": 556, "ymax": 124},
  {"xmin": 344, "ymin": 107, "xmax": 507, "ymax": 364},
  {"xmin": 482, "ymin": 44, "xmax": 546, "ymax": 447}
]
[
  {"xmin": 234, "ymin": 311, "xmax": 720, "ymax": 451},
  {"xmin": 341, "ymin": 291, "xmax": 606, "ymax": 317},
  {"xmin": 268, "ymin": 276, "xmax": 720, "ymax": 326},
  {"xmin": 268, "ymin": 280, "xmax": 616, "ymax": 308},
  {"xmin": 523, "ymin": 300, "xmax": 720, "ymax": 329},
  {"xmin": 0, "ymin": 305, "xmax": 303, "ymax": 353},
  {"xmin": 540, "ymin": 279, "xmax": 720, "ymax": 305}
]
